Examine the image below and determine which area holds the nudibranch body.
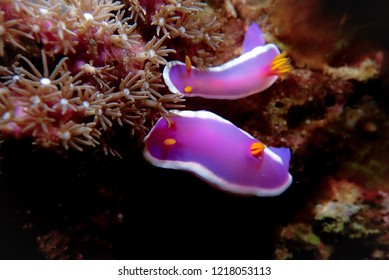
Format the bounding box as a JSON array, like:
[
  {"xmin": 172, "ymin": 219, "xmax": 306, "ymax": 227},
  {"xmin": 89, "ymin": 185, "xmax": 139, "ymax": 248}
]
[
  {"xmin": 143, "ymin": 110, "xmax": 293, "ymax": 197},
  {"xmin": 163, "ymin": 23, "xmax": 292, "ymax": 100}
]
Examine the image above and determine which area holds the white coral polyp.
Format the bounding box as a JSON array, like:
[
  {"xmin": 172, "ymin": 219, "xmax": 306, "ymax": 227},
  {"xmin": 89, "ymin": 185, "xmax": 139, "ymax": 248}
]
[
  {"xmin": 83, "ymin": 12, "xmax": 93, "ymax": 21},
  {"xmin": 40, "ymin": 77, "xmax": 51, "ymax": 86}
]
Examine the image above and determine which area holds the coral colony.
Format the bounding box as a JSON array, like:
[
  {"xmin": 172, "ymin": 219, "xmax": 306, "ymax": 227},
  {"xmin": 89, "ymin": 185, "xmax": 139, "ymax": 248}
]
[
  {"xmin": 0, "ymin": 0, "xmax": 215, "ymax": 155},
  {"xmin": 0, "ymin": 0, "xmax": 293, "ymax": 196}
]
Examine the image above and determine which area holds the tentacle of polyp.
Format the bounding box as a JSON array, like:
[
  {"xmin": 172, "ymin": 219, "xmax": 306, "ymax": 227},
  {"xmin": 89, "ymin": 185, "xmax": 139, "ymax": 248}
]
[
  {"xmin": 143, "ymin": 110, "xmax": 293, "ymax": 197},
  {"xmin": 163, "ymin": 23, "xmax": 292, "ymax": 100}
]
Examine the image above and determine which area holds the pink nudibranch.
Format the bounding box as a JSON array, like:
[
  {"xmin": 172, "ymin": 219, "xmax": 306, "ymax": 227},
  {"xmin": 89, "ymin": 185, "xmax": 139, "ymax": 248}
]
[
  {"xmin": 162, "ymin": 23, "xmax": 292, "ymax": 100},
  {"xmin": 143, "ymin": 110, "xmax": 293, "ymax": 197}
]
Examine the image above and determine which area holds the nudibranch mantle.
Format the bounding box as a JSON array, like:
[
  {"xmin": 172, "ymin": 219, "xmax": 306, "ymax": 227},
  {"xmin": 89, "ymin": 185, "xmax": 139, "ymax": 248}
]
[
  {"xmin": 163, "ymin": 23, "xmax": 290, "ymax": 100},
  {"xmin": 242, "ymin": 22, "xmax": 266, "ymax": 53},
  {"xmin": 143, "ymin": 110, "xmax": 293, "ymax": 197}
]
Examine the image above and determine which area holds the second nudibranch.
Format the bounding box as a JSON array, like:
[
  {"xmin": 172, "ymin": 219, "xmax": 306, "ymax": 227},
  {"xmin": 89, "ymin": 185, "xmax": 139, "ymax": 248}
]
[
  {"xmin": 143, "ymin": 110, "xmax": 293, "ymax": 197},
  {"xmin": 163, "ymin": 23, "xmax": 292, "ymax": 100}
]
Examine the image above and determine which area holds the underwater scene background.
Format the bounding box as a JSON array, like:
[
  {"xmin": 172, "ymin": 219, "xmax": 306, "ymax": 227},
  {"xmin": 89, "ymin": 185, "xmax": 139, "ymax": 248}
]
[{"xmin": 0, "ymin": 0, "xmax": 389, "ymax": 259}]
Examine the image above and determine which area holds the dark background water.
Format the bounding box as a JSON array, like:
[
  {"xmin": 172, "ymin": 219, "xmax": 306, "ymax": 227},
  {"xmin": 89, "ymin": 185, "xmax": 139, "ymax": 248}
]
[{"xmin": 0, "ymin": 139, "xmax": 297, "ymax": 259}]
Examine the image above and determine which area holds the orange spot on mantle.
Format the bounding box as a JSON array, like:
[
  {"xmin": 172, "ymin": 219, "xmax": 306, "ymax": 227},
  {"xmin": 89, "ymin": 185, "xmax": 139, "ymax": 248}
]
[
  {"xmin": 184, "ymin": 85, "xmax": 193, "ymax": 93},
  {"xmin": 164, "ymin": 138, "xmax": 176, "ymax": 146},
  {"xmin": 250, "ymin": 142, "xmax": 265, "ymax": 158}
]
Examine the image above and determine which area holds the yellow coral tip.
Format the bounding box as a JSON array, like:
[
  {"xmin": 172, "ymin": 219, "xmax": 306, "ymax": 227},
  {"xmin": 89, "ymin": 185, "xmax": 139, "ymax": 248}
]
[
  {"xmin": 250, "ymin": 142, "xmax": 265, "ymax": 158},
  {"xmin": 184, "ymin": 85, "xmax": 193, "ymax": 93},
  {"xmin": 164, "ymin": 138, "xmax": 176, "ymax": 146}
]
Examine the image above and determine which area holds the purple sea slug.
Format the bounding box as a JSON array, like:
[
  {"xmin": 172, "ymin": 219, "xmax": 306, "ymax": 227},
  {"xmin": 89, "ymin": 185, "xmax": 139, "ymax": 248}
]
[
  {"xmin": 143, "ymin": 110, "xmax": 293, "ymax": 197},
  {"xmin": 162, "ymin": 23, "xmax": 292, "ymax": 99}
]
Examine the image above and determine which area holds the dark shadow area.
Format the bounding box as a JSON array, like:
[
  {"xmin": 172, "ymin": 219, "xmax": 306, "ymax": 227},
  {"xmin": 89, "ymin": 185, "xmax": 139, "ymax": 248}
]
[{"xmin": 0, "ymin": 139, "xmax": 296, "ymax": 259}]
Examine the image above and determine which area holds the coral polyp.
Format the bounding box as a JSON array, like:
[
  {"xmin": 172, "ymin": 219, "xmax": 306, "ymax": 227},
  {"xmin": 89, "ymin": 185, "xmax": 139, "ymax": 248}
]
[{"xmin": 0, "ymin": 0, "xmax": 224, "ymax": 156}]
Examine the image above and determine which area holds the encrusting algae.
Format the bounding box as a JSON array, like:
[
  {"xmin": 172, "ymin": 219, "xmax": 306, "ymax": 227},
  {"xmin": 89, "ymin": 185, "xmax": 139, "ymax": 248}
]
[{"xmin": 0, "ymin": 0, "xmax": 224, "ymax": 156}]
